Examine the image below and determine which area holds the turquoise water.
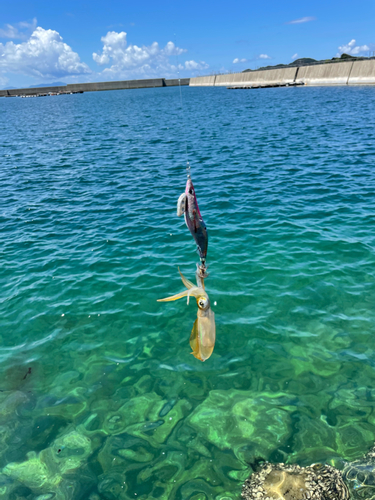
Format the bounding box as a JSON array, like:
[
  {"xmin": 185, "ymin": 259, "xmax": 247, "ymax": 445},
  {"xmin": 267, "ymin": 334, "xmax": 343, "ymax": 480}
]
[{"xmin": 1, "ymin": 86, "xmax": 375, "ymax": 500}]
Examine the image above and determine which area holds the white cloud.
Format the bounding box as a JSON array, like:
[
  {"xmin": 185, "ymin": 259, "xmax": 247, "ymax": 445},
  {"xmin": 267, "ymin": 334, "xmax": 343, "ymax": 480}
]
[
  {"xmin": 287, "ymin": 16, "xmax": 316, "ymax": 24},
  {"xmin": 0, "ymin": 26, "xmax": 91, "ymax": 78},
  {"xmin": 258, "ymin": 54, "xmax": 271, "ymax": 59},
  {"xmin": 185, "ymin": 60, "xmax": 208, "ymax": 70},
  {"xmin": 0, "ymin": 18, "xmax": 37, "ymax": 40},
  {"xmin": 92, "ymin": 31, "xmax": 207, "ymax": 78},
  {"xmin": 336, "ymin": 39, "xmax": 370, "ymax": 56},
  {"xmin": 0, "ymin": 24, "xmax": 20, "ymax": 39},
  {"xmin": 292, "ymin": 53, "xmax": 298, "ymax": 59},
  {"xmin": 233, "ymin": 58, "xmax": 247, "ymax": 64}
]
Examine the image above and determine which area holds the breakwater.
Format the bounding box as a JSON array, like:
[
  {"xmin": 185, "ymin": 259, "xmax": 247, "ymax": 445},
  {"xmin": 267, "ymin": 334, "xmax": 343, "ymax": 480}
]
[
  {"xmin": 0, "ymin": 77, "xmax": 190, "ymax": 97},
  {"xmin": 190, "ymin": 59, "xmax": 375, "ymax": 87}
]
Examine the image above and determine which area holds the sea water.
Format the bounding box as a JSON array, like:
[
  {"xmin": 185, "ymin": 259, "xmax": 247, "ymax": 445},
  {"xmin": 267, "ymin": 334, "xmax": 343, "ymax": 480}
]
[{"xmin": 1, "ymin": 85, "xmax": 375, "ymax": 499}]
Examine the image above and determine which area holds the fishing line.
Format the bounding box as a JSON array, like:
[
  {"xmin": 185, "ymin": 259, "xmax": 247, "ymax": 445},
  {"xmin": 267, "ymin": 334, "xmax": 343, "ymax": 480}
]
[
  {"xmin": 173, "ymin": 33, "xmax": 208, "ymax": 282},
  {"xmin": 174, "ymin": 33, "xmax": 191, "ymax": 178},
  {"xmin": 157, "ymin": 35, "xmax": 215, "ymax": 362}
]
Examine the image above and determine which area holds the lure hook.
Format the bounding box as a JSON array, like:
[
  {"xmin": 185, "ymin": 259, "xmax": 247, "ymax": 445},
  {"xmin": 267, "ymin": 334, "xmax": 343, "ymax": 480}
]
[{"xmin": 196, "ymin": 261, "xmax": 209, "ymax": 289}]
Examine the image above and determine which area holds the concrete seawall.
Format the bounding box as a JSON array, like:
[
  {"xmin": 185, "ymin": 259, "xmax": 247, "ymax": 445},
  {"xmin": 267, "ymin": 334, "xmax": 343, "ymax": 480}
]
[
  {"xmin": 164, "ymin": 78, "xmax": 190, "ymax": 86},
  {"xmin": 67, "ymin": 79, "xmax": 164, "ymax": 93},
  {"xmin": 0, "ymin": 77, "xmax": 190, "ymax": 97},
  {"xmin": 189, "ymin": 76, "xmax": 216, "ymax": 86},
  {"xmin": 214, "ymin": 67, "xmax": 297, "ymax": 87},
  {"xmin": 0, "ymin": 85, "xmax": 68, "ymax": 97},
  {"xmin": 190, "ymin": 59, "xmax": 375, "ymax": 88},
  {"xmin": 295, "ymin": 62, "xmax": 352, "ymax": 86},
  {"xmin": 348, "ymin": 60, "xmax": 375, "ymax": 84}
]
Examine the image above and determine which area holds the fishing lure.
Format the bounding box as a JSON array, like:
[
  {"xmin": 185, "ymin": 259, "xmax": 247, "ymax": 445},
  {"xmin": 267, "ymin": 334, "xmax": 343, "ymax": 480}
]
[
  {"xmin": 157, "ymin": 268, "xmax": 215, "ymax": 362},
  {"xmin": 177, "ymin": 177, "xmax": 208, "ymax": 264}
]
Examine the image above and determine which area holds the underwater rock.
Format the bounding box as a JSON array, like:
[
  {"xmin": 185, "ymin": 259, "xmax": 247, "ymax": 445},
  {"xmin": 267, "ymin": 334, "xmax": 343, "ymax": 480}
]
[
  {"xmin": 342, "ymin": 443, "xmax": 375, "ymax": 499},
  {"xmin": 102, "ymin": 392, "xmax": 191, "ymax": 450},
  {"xmin": 242, "ymin": 462, "xmax": 349, "ymax": 500},
  {"xmin": 2, "ymin": 428, "xmax": 95, "ymax": 499},
  {"xmin": 117, "ymin": 447, "xmax": 154, "ymax": 462},
  {"xmin": 0, "ymin": 391, "xmax": 28, "ymax": 419},
  {"xmin": 2, "ymin": 452, "xmax": 59, "ymax": 492},
  {"xmin": 97, "ymin": 471, "xmax": 129, "ymax": 500},
  {"xmin": 289, "ymin": 413, "xmax": 339, "ymax": 464},
  {"xmin": 103, "ymin": 393, "xmax": 165, "ymax": 436},
  {"xmin": 42, "ymin": 429, "xmax": 92, "ymax": 474},
  {"xmin": 0, "ymin": 471, "xmax": 19, "ymax": 498},
  {"xmin": 187, "ymin": 390, "xmax": 291, "ymax": 459},
  {"xmin": 0, "ymin": 392, "xmax": 30, "ymax": 460}
]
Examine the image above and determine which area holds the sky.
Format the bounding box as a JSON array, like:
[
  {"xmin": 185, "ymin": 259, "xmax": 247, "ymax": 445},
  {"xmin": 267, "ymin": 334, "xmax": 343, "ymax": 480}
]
[{"xmin": 0, "ymin": 0, "xmax": 374, "ymax": 89}]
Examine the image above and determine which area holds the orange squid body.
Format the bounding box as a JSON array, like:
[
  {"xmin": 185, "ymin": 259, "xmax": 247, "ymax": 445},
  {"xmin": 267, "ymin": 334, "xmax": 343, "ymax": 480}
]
[
  {"xmin": 190, "ymin": 307, "xmax": 216, "ymax": 362},
  {"xmin": 157, "ymin": 268, "xmax": 216, "ymax": 362}
]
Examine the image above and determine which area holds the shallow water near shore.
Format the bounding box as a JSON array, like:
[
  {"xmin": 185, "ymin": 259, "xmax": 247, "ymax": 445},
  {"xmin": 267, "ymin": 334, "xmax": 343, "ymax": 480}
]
[{"xmin": 1, "ymin": 85, "xmax": 375, "ymax": 499}]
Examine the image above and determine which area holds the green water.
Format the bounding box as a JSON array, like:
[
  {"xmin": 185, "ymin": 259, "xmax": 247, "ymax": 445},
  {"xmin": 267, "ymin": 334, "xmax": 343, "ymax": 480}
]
[{"xmin": 1, "ymin": 86, "xmax": 375, "ymax": 499}]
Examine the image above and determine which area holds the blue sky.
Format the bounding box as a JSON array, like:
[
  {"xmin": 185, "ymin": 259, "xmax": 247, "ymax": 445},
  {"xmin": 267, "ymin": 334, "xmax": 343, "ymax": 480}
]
[{"xmin": 1, "ymin": 0, "xmax": 374, "ymax": 88}]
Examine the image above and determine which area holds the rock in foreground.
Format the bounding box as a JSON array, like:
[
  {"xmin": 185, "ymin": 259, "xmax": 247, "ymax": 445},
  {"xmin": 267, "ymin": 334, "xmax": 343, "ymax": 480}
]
[{"xmin": 241, "ymin": 462, "xmax": 349, "ymax": 500}]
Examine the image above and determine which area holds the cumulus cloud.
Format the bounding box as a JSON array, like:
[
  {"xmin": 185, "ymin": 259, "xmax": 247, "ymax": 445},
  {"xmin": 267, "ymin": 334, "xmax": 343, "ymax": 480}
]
[
  {"xmin": 93, "ymin": 31, "xmax": 207, "ymax": 78},
  {"xmin": 0, "ymin": 26, "xmax": 91, "ymax": 78},
  {"xmin": 336, "ymin": 39, "xmax": 370, "ymax": 56},
  {"xmin": 232, "ymin": 54, "xmax": 270, "ymax": 65},
  {"xmin": 185, "ymin": 60, "xmax": 208, "ymax": 70},
  {"xmin": 292, "ymin": 53, "xmax": 298, "ymax": 59},
  {"xmin": 0, "ymin": 18, "xmax": 37, "ymax": 39},
  {"xmin": 287, "ymin": 16, "xmax": 316, "ymax": 24}
]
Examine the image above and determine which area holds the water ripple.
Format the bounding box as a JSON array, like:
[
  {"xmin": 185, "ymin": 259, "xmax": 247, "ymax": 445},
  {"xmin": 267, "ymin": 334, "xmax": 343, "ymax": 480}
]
[{"xmin": 1, "ymin": 86, "xmax": 375, "ymax": 499}]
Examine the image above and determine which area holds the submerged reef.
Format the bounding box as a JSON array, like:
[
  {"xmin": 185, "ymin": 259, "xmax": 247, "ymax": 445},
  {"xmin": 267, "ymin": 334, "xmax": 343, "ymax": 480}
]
[
  {"xmin": 1, "ymin": 336, "xmax": 375, "ymax": 499},
  {"xmin": 1, "ymin": 429, "xmax": 95, "ymax": 500},
  {"xmin": 187, "ymin": 389, "xmax": 291, "ymax": 460},
  {"xmin": 2, "ymin": 373, "xmax": 375, "ymax": 499}
]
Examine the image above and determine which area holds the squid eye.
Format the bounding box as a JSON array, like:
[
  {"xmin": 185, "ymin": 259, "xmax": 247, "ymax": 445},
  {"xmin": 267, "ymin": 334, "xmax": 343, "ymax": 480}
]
[
  {"xmin": 189, "ymin": 189, "xmax": 194, "ymax": 194},
  {"xmin": 198, "ymin": 297, "xmax": 208, "ymax": 310}
]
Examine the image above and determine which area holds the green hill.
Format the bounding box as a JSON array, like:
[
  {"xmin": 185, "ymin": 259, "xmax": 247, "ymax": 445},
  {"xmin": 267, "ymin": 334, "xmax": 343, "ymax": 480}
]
[{"xmin": 242, "ymin": 53, "xmax": 368, "ymax": 72}]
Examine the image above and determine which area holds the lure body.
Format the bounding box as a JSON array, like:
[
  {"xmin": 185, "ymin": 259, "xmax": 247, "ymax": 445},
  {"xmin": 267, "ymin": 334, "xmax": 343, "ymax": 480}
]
[
  {"xmin": 177, "ymin": 179, "xmax": 208, "ymax": 261},
  {"xmin": 157, "ymin": 269, "xmax": 215, "ymax": 362}
]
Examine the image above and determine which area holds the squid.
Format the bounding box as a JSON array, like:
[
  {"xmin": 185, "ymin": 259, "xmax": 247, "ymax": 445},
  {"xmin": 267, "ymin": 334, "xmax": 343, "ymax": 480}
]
[{"xmin": 157, "ymin": 268, "xmax": 215, "ymax": 362}]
